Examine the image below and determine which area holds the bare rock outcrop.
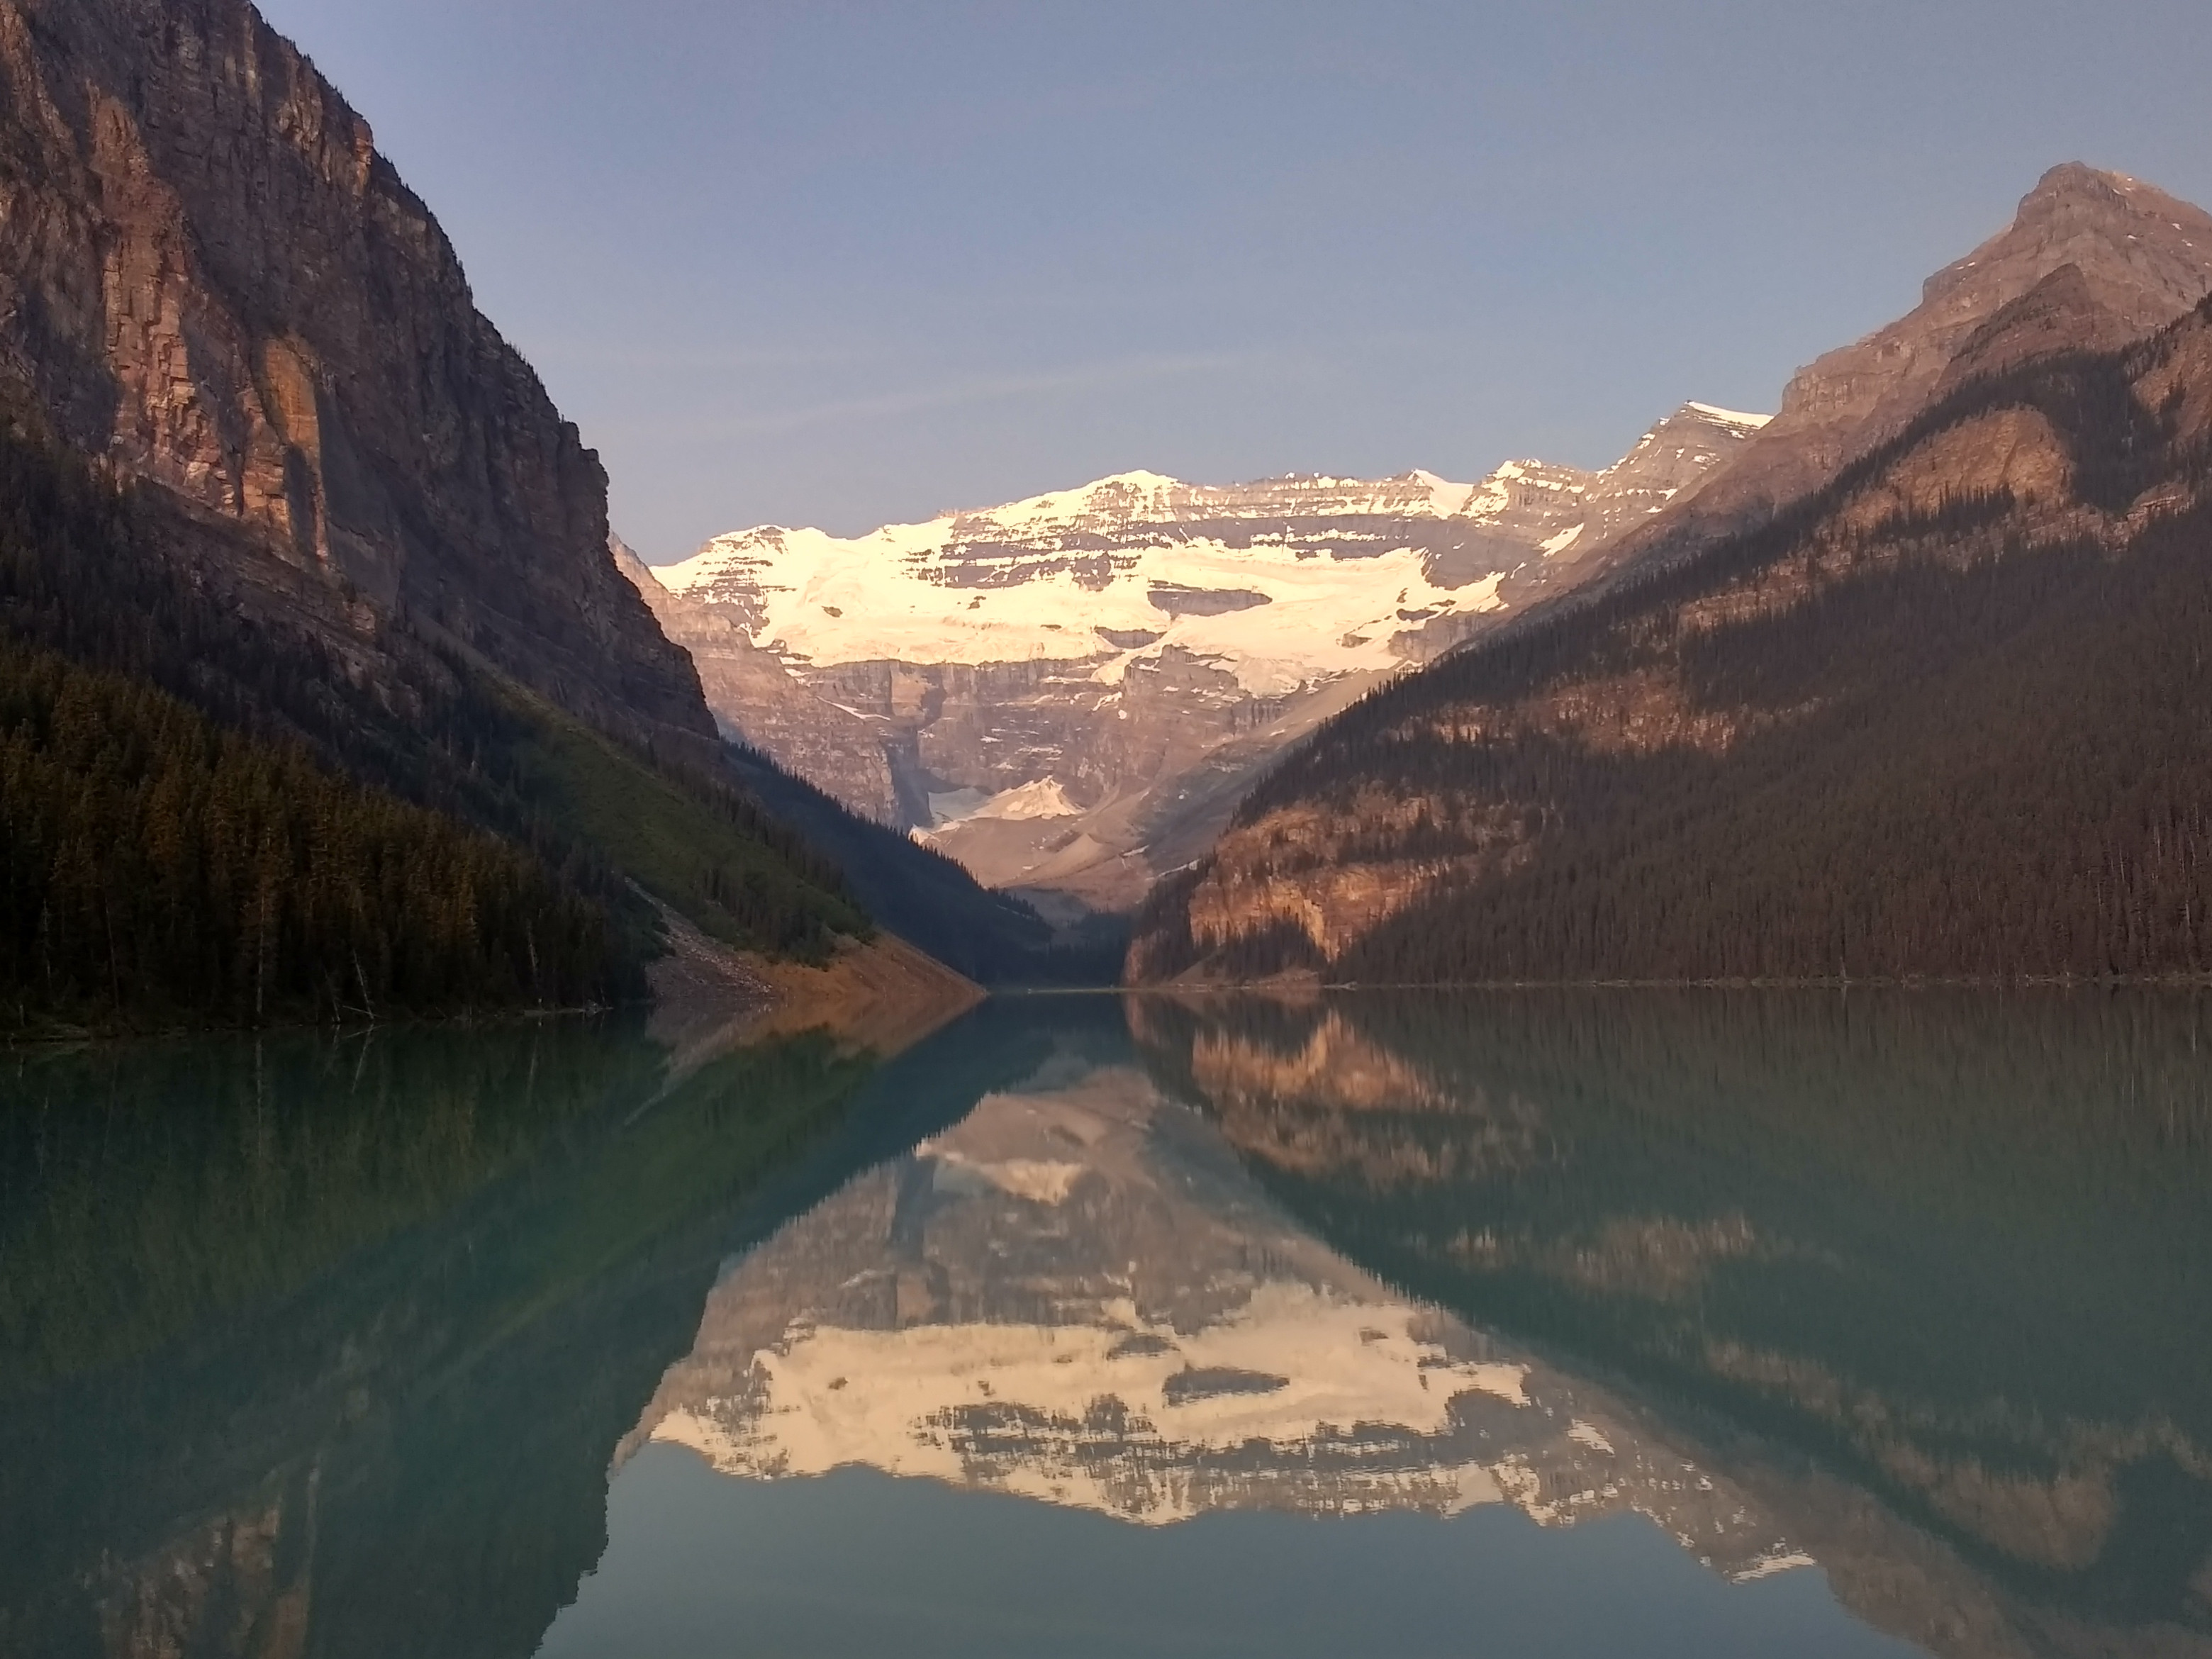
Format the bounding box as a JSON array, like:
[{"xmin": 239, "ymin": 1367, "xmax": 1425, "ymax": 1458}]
[{"xmin": 0, "ymin": 0, "xmax": 717, "ymax": 753}]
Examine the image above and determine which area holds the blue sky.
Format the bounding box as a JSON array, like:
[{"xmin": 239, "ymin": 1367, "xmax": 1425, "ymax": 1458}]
[{"xmin": 255, "ymin": 0, "xmax": 2212, "ymax": 557}]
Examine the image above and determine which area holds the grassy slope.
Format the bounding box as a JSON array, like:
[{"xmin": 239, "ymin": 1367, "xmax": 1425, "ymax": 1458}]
[{"xmin": 502, "ymin": 690, "xmax": 871, "ymax": 965}]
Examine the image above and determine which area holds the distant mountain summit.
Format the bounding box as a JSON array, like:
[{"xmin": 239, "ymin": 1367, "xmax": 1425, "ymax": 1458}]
[{"xmin": 634, "ymin": 403, "xmax": 1765, "ymax": 908}]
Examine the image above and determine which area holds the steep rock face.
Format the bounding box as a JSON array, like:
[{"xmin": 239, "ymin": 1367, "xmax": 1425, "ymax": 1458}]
[
  {"xmin": 0, "ymin": 0, "xmax": 714, "ymax": 752},
  {"xmin": 649, "ymin": 406, "xmax": 1765, "ymax": 907},
  {"xmin": 615, "ymin": 540, "xmax": 893, "ymax": 810},
  {"xmin": 1589, "ymin": 164, "xmax": 2212, "ymax": 584}
]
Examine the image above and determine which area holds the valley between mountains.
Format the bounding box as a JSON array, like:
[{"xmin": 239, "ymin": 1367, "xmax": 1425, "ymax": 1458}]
[
  {"xmin": 617, "ymin": 160, "xmax": 2212, "ymax": 993},
  {"xmin": 4, "ymin": 0, "xmax": 2212, "ymax": 1028}
]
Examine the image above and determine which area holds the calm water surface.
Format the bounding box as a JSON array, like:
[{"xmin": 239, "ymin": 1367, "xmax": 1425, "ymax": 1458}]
[{"xmin": 4, "ymin": 990, "xmax": 2209, "ymax": 1657}]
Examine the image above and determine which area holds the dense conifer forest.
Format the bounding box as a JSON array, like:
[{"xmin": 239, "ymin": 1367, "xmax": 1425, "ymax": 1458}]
[
  {"xmin": 0, "ymin": 642, "xmax": 624, "ymax": 1025},
  {"xmin": 0, "ymin": 403, "xmax": 869, "ymax": 1032},
  {"xmin": 1341, "ymin": 499, "xmax": 2212, "ymax": 983},
  {"xmin": 1136, "ymin": 301, "xmax": 2212, "ymax": 984}
]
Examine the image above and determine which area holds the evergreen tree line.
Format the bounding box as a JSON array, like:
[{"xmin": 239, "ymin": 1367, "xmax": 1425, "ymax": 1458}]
[
  {"xmin": 1144, "ymin": 297, "xmax": 2212, "ymax": 983},
  {"xmin": 0, "ymin": 401, "xmax": 861, "ymax": 929},
  {"xmin": 0, "ymin": 641, "xmax": 624, "ymax": 1027},
  {"xmin": 1339, "ymin": 510, "xmax": 2212, "ymax": 983}
]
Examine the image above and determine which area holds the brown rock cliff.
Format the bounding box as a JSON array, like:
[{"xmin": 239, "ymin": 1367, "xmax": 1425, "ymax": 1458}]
[{"xmin": 0, "ymin": 0, "xmax": 716, "ymax": 752}]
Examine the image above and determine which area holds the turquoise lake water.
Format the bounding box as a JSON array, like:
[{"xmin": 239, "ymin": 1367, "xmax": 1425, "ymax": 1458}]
[{"xmin": 5, "ymin": 989, "xmax": 2208, "ymax": 1656}]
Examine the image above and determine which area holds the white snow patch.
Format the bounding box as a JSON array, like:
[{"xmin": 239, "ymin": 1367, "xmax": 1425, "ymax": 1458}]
[
  {"xmin": 967, "ymin": 777, "xmax": 1081, "ymax": 822},
  {"xmin": 656, "ymin": 464, "xmax": 1621, "ymax": 696},
  {"xmin": 1685, "ymin": 401, "xmax": 1773, "ymax": 430},
  {"xmin": 1731, "ymin": 1551, "xmax": 1818, "ymax": 1582},
  {"xmin": 1566, "ymin": 1419, "xmax": 1614, "ymax": 1454},
  {"xmin": 663, "ymin": 527, "xmax": 1489, "ymax": 696},
  {"xmin": 1412, "ymin": 468, "xmax": 1478, "ymax": 516}
]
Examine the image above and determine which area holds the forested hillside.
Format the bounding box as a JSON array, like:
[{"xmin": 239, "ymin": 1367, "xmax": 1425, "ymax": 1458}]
[
  {"xmin": 1, "ymin": 646, "xmax": 624, "ymax": 1025},
  {"xmin": 0, "ymin": 407, "xmax": 872, "ymax": 1032},
  {"xmin": 1132, "ymin": 292, "xmax": 2212, "ymax": 984}
]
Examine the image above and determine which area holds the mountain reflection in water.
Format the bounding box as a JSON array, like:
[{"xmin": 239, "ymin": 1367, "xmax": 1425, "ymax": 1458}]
[{"xmin": 3, "ymin": 993, "xmax": 2208, "ymax": 1658}]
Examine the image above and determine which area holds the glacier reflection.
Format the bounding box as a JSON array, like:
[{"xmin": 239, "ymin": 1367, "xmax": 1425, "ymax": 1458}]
[{"xmin": 622, "ymin": 1041, "xmax": 1813, "ymax": 1577}]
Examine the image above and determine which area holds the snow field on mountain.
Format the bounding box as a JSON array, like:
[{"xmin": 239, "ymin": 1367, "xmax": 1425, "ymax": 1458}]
[
  {"xmin": 657, "ymin": 413, "xmax": 1769, "ymax": 711},
  {"xmin": 661, "ymin": 520, "xmax": 1505, "ymax": 696},
  {"xmin": 1682, "ymin": 403, "xmax": 1773, "ymax": 430}
]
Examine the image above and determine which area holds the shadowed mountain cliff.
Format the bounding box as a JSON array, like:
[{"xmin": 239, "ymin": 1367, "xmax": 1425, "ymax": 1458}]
[{"xmin": 0, "ymin": 0, "xmax": 713, "ymax": 754}]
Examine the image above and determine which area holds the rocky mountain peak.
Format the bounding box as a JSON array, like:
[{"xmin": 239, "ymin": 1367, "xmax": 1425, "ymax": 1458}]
[
  {"xmin": 1779, "ymin": 162, "xmax": 2212, "ymax": 434},
  {"xmin": 1580, "ymin": 164, "xmax": 2212, "ymax": 586},
  {"xmin": 1917, "ymin": 162, "xmax": 2212, "ymax": 331},
  {"xmin": 644, "ymin": 401, "xmax": 1760, "ymax": 909}
]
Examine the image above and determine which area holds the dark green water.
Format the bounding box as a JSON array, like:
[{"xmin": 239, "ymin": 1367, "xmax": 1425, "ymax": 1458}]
[{"xmin": 3, "ymin": 990, "xmax": 2208, "ymax": 1657}]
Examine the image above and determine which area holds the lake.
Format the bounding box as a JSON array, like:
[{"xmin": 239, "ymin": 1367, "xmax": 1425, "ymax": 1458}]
[{"xmin": 4, "ymin": 989, "xmax": 2209, "ymax": 1657}]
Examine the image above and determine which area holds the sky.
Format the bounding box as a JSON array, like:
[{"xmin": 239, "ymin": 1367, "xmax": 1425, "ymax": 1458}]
[{"xmin": 252, "ymin": 0, "xmax": 2212, "ymax": 559}]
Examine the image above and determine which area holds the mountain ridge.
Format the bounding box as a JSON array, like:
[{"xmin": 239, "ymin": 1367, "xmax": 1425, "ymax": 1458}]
[
  {"xmin": 0, "ymin": 0, "xmax": 1062, "ymax": 1022},
  {"xmin": 0, "ymin": 0, "xmax": 719, "ymax": 760},
  {"xmin": 1578, "ymin": 162, "xmax": 2212, "ymax": 591}
]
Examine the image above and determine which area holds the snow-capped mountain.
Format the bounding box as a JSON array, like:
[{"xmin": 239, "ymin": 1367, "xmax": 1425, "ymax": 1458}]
[{"xmin": 627, "ymin": 402, "xmax": 1766, "ymax": 907}]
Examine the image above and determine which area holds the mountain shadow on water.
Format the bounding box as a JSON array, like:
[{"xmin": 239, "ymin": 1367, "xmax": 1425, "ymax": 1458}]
[
  {"xmin": 1129, "ymin": 988, "xmax": 2212, "ymax": 1652},
  {"xmin": 0, "ymin": 1002, "xmax": 1055, "ymax": 1659}
]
